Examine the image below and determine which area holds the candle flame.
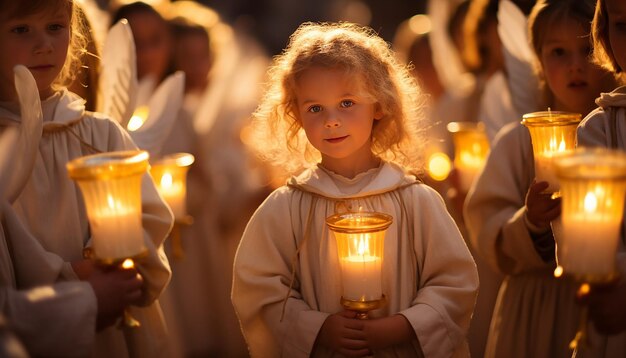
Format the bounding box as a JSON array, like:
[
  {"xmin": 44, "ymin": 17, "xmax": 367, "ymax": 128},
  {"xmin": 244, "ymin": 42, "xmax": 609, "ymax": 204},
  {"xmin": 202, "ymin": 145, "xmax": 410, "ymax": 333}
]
[
  {"xmin": 549, "ymin": 137, "xmax": 566, "ymax": 153},
  {"xmin": 160, "ymin": 172, "xmax": 173, "ymax": 189},
  {"xmin": 584, "ymin": 192, "xmax": 598, "ymax": 213},
  {"xmin": 427, "ymin": 152, "xmax": 451, "ymax": 181},
  {"xmin": 356, "ymin": 235, "xmax": 370, "ymax": 256},
  {"xmin": 554, "ymin": 265, "xmax": 563, "ymax": 278},
  {"xmin": 122, "ymin": 258, "xmax": 134, "ymax": 269},
  {"xmin": 127, "ymin": 106, "xmax": 149, "ymax": 132},
  {"xmin": 107, "ymin": 194, "xmax": 116, "ymax": 209}
]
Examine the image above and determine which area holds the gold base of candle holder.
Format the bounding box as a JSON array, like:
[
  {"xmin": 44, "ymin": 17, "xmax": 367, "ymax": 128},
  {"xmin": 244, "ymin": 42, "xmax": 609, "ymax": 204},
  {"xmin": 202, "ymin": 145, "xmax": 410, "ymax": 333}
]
[
  {"xmin": 341, "ymin": 295, "xmax": 386, "ymax": 319},
  {"xmin": 170, "ymin": 215, "xmax": 194, "ymax": 260}
]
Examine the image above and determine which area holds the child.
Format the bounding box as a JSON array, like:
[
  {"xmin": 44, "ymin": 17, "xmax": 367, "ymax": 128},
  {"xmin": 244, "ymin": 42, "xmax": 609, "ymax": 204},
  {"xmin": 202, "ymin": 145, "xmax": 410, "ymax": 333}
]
[
  {"xmin": 464, "ymin": 0, "xmax": 618, "ymax": 357},
  {"xmin": 577, "ymin": 0, "xmax": 626, "ymax": 338},
  {"xmin": 0, "ymin": 0, "xmax": 173, "ymax": 356},
  {"xmin": 232, "ymin": 22, "xmax": 478, "ymax": 357}
]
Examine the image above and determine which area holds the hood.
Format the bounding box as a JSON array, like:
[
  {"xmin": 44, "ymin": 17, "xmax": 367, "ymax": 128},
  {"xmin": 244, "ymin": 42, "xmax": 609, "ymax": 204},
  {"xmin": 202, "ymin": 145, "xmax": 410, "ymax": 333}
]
[
  {"xmin": 596, "ymin": 86, "xmax": 626, "ymax": 109},
  {"xmin": 288, "ymin": 161, "xmax": 418, "ymax": 199}
]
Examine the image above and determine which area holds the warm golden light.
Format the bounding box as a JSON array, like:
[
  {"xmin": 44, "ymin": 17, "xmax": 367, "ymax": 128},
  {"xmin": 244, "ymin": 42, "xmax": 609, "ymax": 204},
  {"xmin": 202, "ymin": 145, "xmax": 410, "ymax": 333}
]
[
  {"xmin": 151, "ymin": 153, "xmax": 195, "ymax": 220},
  {"xmin": 554, "ymin": 148, "xmax": 626, "ymax": 282},
  {"xmin": 327, "ymin": 212, "xmax": 392, "ymax": 312},
  {"xmin": 67, "ymin": 151, "xmax": 149, "ymax": 261},
  {"xmin": 427, "ymin": 152, "xmax": 451, "ymax": 181},
  {"xmin": 522, "ymin": 111, "xmax": 581, "ymax": 193},
  {"xmin": 127, "ymin": 106, "xmax": 149, "ymax": 132},
  {"xmin": 447, "ymin": 122, "xmax": 489, "ymax": 192}
]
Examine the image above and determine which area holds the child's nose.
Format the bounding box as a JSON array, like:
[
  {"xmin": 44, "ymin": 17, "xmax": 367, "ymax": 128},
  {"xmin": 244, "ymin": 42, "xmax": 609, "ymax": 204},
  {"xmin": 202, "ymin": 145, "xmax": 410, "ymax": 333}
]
[
  {"xmin": 34, "ymin": 34, "xmax": 53, "ymax": 54},
  {"xmin": 570, "ymin": 54, "xmax": 586, "ymax": 72},
  {"xmin": 324, "ymin": 115, "xmax": 341, "ymax": 128}
]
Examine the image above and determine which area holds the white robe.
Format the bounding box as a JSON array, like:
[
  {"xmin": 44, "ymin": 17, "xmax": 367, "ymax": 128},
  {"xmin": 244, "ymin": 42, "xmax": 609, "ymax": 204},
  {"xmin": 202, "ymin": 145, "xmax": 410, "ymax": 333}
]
[
  {"xmin": 232, "ymin": 162, "xmax": 478, "ymax": 357},
  {"xmin": 466, "ymin": 119, "xmax": 626, "ymax": 357},
  {"xmin": 0, "ymin": 90, "xmax": 173, "ymax": 357}
]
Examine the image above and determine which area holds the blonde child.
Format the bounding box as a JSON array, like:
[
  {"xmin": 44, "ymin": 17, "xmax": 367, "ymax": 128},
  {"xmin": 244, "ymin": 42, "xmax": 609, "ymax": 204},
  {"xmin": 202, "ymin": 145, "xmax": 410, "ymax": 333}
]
[
  {"xmin": 0, "ymin": 0, "xmax": 173, "ymax": 356},
  {"xmin": 232, "ymin": 22, "xmax": 478, "ymax": 357},
  {"xmin": 464, "ymin": 0, "xmax": 619, "ymax": 357},
  {"xmin": 577, "ymin": 0, "xmax": 626, "ymax": 337}
]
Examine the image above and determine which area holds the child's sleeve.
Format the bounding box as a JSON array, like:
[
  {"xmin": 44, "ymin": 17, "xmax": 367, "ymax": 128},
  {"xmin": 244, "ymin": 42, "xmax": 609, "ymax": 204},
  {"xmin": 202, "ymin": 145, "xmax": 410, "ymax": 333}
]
[
  {"xmin": 577, "ymin": 109, "xmax": 611, "ymax": 148},
  {"xmin": 464, "ymin": 123, "xmax": 550, "ymax": 275},
  {"xmin": 399, "ymin": 185, "xmax": 478, "ymax": 357},
  {"xmin": 232, "ymin": 188, "xmax": 329, "ymax": 358}
]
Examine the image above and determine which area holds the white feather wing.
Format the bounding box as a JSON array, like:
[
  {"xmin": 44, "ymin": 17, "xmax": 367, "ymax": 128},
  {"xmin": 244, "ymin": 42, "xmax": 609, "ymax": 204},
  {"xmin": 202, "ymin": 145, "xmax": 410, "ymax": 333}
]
[
  {"xmin": 498, "ymin": 0, "xmax": 542, "ymax": 116},
  {"xmin": 129, "ymin": 71, "xmax": 185, "ymax": 158},
  {"xmin": 6, "ymin": 66, "xmax": 43, "ymax": 203},
  {"xmin": 98, "ymin": 19, "xmax": 138, "ymax": 128}
]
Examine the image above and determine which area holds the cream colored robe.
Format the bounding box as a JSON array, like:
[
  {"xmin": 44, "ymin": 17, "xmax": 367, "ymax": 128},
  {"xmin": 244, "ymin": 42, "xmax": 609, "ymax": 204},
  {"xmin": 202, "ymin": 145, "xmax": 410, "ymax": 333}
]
[
  {"xmin": 0, "ymin": 90, "xmax": 173, "ymax": 357},
  {"xmin": 232, "ymin": 162, "xmax": 478, "ymax": 357},
  {"xmin": 464, "ymin": 121, "xmax": 589, "ymax": 358}
]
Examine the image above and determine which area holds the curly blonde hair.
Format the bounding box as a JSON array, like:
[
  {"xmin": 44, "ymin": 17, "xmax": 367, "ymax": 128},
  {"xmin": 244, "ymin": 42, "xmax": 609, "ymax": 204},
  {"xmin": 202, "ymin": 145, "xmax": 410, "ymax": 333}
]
[
  {"xmin": 0, "ymin": 0, "xmax": 88, "ymax": 91},
  {"xmin": 250, "ymin": 22, "xmax": 426, "ymax": 176},
  {"xmin": 592, "ymin": 0, "xmax": 622, "ymax": 74}
]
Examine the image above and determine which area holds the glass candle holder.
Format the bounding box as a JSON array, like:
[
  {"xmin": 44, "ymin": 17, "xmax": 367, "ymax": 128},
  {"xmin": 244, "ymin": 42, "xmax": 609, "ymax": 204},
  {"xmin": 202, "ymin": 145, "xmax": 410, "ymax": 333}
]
[
  {"xmin": 326, "ymin": 212, "xmax": 392, "ymax": 316},
  {"xmin": 150, "ymin": 153, "xmax": 195, "ymax": 221},
  {"xmin": 522, "ymin": 111, "xmax": 581, "ymax": 194},
  {"xmin": 447, "ymin": 122, "xmax": 490, "ymax": 193},
  {"xmin": 67, "ymin": 150, "xmax": 148, "ymax": 262}
]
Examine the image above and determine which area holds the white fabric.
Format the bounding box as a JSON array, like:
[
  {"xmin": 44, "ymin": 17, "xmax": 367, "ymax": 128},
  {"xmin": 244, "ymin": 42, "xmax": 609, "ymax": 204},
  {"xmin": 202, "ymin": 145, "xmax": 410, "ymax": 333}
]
[
  {"xmin": 233, "ymin": 162, "xmax": 478, "ymax": 357},
  {"xmin": 0, "ymin": 89, "xmax": 174, "ymax": 357}
]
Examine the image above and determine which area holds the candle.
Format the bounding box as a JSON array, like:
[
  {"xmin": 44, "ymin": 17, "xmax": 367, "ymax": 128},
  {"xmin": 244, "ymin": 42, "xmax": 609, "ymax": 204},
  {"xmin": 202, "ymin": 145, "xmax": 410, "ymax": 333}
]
[
  {"xmin": 447, "ymin": 122, "xmax": 490, "ymax": 193},
  {"xmin": 156, "ymin": 172, "xmax": 186, "ymax": 218},
  {"xmin": 341, "ymin": 254, "xmax": 382, "ymax": 301},
  {"xmin": 91, "ymin": 196, "xmax": 145, "ymax": 260},
  {"xmin": 522, "ymin": 111, "xmax": 581, "ymax": 193},
  {"xmin": 150, "ymin": 153, "xmax": 194, "ymax": 220}
]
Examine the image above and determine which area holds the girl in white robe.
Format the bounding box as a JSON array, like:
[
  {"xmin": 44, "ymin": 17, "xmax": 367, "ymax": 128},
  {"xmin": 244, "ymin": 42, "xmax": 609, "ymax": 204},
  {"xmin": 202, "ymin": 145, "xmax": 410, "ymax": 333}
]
[
  {"xmin": 232, "ymin": 22, "xmax": 478, "ymax": 357},
  {"xmin": 464, "ymin": 1, "xmax": 621, "ymax": 357},
  {"xmin": 0, "ymin": 0, "xmax": 173, "ymax": 356},
  {"xmin": 576, "ymin": 0, "xmax": 626, "ymax": 342}
]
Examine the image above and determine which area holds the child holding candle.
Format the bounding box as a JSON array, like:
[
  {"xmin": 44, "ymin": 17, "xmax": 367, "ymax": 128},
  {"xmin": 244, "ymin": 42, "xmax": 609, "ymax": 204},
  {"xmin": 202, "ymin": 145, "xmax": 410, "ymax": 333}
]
[
  {"xmin": 464, "ymin": 0, "xmax": 619, "ymax": 357},
  {"xmin": 576, "ymin": 0, "xmax": 626, "ymax": 339},
  {"xmin": 232, "ymin": 22, "xmax": 478, "ymax": 357},
  {"xmin": 0, "ymin": 0, "xmax": 173, "ymax": 356}
]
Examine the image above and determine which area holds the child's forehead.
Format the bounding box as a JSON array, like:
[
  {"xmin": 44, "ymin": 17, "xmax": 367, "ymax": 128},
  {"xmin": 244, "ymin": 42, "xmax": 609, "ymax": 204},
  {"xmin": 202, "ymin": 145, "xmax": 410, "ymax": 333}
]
[{"xmin": 2, "ymin": 1, "xmax": 70, "ymax": 22}]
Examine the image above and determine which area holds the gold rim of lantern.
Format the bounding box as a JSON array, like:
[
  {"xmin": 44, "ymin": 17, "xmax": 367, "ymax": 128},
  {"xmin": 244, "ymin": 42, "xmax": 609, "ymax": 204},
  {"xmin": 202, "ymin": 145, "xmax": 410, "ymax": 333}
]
[
  {"xmin": 521, "ymin": 111, "xmax": 582, "ymax": 127},
  {"xmin": 326, "ymin": 212, "xmax": 393, "ymax": 234},
  {"xmin": 446, "ymin": 121, "xmax": 485, "ymax": 133},
  {"xmin": 67, "ymin": 150, "xmax": 149, "ymax": 180},
  {"xmin": 554, "ymin": 147, "xmax": 626, "ymax": 180},
  {"xmin": 152, "ymin": 152, "xmax": 195, "ymax": 167},
  {"xmin": 341, "ymin": 294, "xmax": 386, "ymax": 312}
]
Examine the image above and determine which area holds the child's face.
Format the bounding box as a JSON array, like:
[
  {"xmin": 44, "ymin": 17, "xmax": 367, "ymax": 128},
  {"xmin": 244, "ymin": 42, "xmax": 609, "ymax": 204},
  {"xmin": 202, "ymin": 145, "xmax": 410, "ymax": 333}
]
[
  {"xmin": 173, "ymin": 32, "xmax": 211, "ymax": 92},
  {"xmin": 540, "ymin": 18, "xmax": 611, "ymax": 114},
  {"xmin": 295, "ymin": 66, "xmax": 382, "ymax": 176},
  {"xmin": 125, "ymin": 11, "xmax": 172, "ymax": 81},
  {"xmin": 0, "ymin": 8, "xmax": 70, "ymax": 100},
  {"xmin": 606, "ymin": 0, "xmax": 626, "ymax": 72}
]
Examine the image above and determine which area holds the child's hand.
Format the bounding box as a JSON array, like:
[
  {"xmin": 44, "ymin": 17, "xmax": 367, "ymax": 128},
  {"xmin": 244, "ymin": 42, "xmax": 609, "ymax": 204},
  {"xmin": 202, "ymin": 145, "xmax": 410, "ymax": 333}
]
[
  {"xmin": 317, "ymin": 310, "xmax": 370, "ymax": 357},
  {"xmin": 361, "ymin": 314, "xmax": 415, "ymax": 350},
  {"xmin": 580, "ymin": 280, "xmax": 626, "ymax": 335},
  {"xmin": 525, "ymin": 180, "xmax": 561, "ymax": 230},
  {"xmin": 74, "ymin": 261, "xmax": 144, "ymax": 330}
]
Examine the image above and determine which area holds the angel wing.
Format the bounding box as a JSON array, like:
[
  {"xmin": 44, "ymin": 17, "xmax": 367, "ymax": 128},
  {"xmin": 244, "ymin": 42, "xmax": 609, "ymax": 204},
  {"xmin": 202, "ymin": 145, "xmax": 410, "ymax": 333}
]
[
  {"xmin": 128, "ymin": 71, "xmax": 185, "ymax": 158},
  {"xmin": 498, "ymin": 0, "xmax": 542, "ymax": 116},
  {"xmin": 427, "ymin": 0, "xmax": 475, "ymax": 98},
  {"xmin": 97, "ymin": 19, "xmax": 138, "ymax": 128},
  {"xmin": 1, "ymin": 66, "xmax": 44, "ymax": 203}
]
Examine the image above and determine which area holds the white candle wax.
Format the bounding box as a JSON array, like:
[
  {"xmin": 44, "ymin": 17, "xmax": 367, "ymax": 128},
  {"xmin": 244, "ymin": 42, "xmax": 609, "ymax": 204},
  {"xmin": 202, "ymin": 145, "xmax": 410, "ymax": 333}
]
[
  {"xmin": 535, "ymin": 155, "xmax": 560, "ymax": 193},
  {"xmin": 91, "ymin": 206, "xmax": 144, "ymax": 260},
  {"xmin": 157, "ymin": 173, "xmax": 186, "ymax": 219},
  {"xmin": 561, "ymin": 213, "xmax": 620, "ymax": 279},
  {"xmin": 340, "ymin": 254, "xmax": 382, "ymax": 302}
]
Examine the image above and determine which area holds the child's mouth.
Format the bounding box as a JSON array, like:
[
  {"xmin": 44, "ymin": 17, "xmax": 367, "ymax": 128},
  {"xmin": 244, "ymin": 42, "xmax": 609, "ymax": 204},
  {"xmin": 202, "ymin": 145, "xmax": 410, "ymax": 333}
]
[{"xmin": 326, "ymin": 135, "xmax": 348, "ymax": 143}]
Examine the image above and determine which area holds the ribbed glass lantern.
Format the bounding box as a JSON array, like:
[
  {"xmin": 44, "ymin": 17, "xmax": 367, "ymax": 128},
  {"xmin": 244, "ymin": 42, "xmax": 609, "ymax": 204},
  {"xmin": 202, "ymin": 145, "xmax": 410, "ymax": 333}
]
[
  {"xmin": 447, "ymin": 122, "xmax": 490, "ymax": 193},
  {"xmin": 150, "ymin": 152, "xmax": 195, "ymax": 220},
  {"xmin": 326, "ymin": 212, "xmax": 392, "ymax": 317},
  {"xmin": 67, "ymin": 150, "xmax": 148, "ymax": 262},
  {"xmin": 522, "ymin": 111, "xmax": 581, "ymax": 194}
]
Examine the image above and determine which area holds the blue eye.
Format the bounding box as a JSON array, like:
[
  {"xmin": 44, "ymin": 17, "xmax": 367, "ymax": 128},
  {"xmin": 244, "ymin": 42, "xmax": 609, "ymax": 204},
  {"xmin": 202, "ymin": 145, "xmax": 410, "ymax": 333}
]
[
  {"xmin": 340, "ymin": 100, "xmax": 354, "ymax": 108},
  {"xmin": 308, "ymin": 105, "xmax": 322, "ymax": 113}
]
